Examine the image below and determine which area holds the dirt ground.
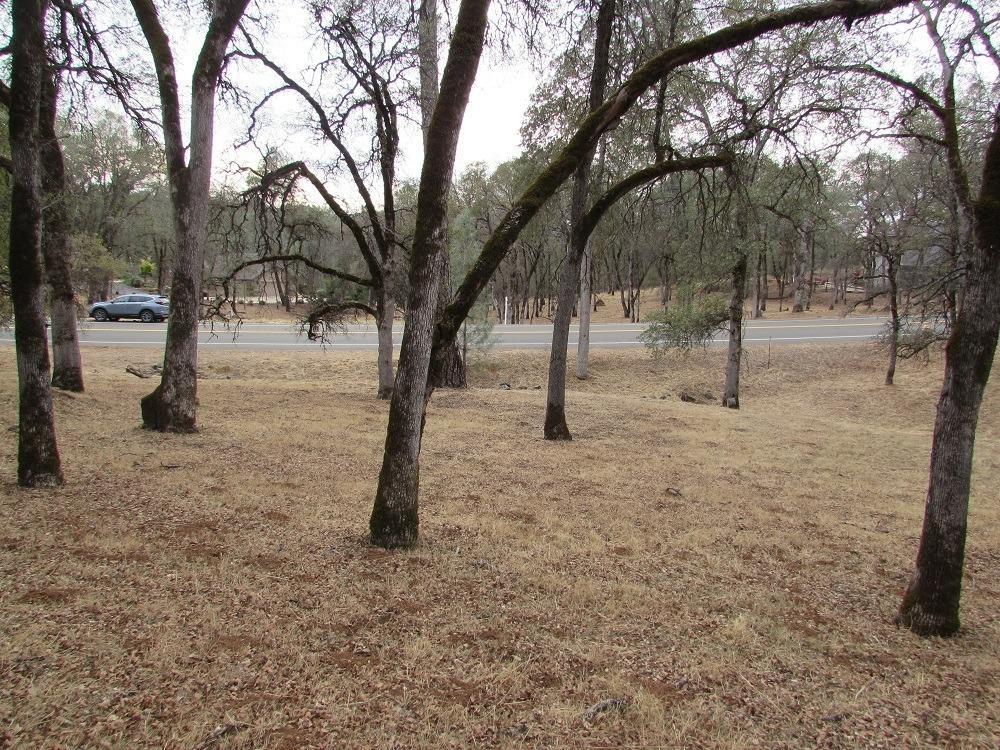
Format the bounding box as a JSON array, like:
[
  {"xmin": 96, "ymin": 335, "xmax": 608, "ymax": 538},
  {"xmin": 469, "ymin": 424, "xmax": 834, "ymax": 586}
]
[{"xmin": 1, "ymin": 343, "xmax": 997, "ymax": 749}]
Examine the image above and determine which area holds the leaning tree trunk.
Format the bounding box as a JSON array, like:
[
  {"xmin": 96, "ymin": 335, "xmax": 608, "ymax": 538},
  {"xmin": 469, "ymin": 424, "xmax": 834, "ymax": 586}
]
[
  {"xmin": 370, "ymin": 0, "xmax": 490, "ymax": 549},
  {"xmin": 896, "ymin": 104, "xmax": 1000, "ymax": 638},
  {"xmin": 416, "ymin": 0, "xmax": 466, "ymax": 390},
  {"xmin": 722, "ymin": 253, "xmax": 748, "ymax": 409},
  {"xmin": 39, "ymin": 68, "xmax": 84, "ymax": 392},
  {"xmin": 8, "ymin": 0, "xmax": 63, "ymax": 487},
  {"xmin": 543, "ymin": 0, "xmax": 616, "ymax": 440}
]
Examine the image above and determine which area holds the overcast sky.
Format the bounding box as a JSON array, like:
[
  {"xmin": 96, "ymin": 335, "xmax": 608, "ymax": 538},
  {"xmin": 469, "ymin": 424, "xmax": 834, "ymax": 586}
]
[
  {"xmin": 174, "ymin": 3, "xmax": 544, "ymax": 200},
  {"xmin": 84, "ymin": 0, "xmax": 995, "ymax": 207}
]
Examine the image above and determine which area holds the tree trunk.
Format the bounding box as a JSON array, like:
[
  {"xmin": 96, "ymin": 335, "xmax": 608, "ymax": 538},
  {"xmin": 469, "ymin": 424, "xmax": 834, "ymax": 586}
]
[
  {"xmin": 370, "ymin": 0, "xmax": 490, "ymax": 549},
  {"xmin": 575, "ymin": 238, "xmax": 593, "ymax": 380},
  {"xmin": 752, "ymin": 246, "xmax": 765, "ymax": 318},
  {"xmin": 575, "ymin": 142, "xmax": 605, "ymax": 378},
  {"xmin": 885, "ymin": 254, "xmax": 899, "ymax": 386},
  {"xmin": 545, "ymin": 241, "xmax": 584, "ymax": 440},
  {"xmin": 39, "ymin": 68, "xmax": 84, "ymax": 392},
  {"xmin": 376, "ymin": 283, "xmax": 395, "ymax": 399},
  {"xmin": 722, "ymin": 254, "xmax": 747, "ymax": 409},
  {"xmin": 829, "ymin": 262, "xmax": 838, "ymax": 310},
  {"xmin": 897, "ymin": 105, "xmax": 1000, "ymax": 637},
  {"xmin": 417, "ymin": 0, "xmax": 466, "ymax": 389},
  {"xmin": 791, "ymin": 219, "xmax": 810, "ymax": 313},
  {"xmin": 8, "ymin": 0, "xmax": 63, "ymax": 487},
  {"xmin": 272, "ymin": 262, "xmax": 290, "ymax": 311},
  {"xmin": 543, "ymin": 0, "xmax": 616, "ymax": 440},
  {"xmin": 155, "ymin": 237, "xmax": 167, "ymax": 292},
  {"xmin": 430, "ymin": 332, "xmax": 467, "ymax": 387},
  {"xmin": 759, "ymin": 249, "xmax": 767, "ymax": 312},
  {"xmin": 659, "ymin": 255, "xmax": 671, "ymax": 308},
  {"xmin": 431, "ymin": 251, "xmax": 467, "ymax": 387},
  {"xmin": 134, "ymin": 0, "xmax": 250, "ymax": 432},
  {"xmin": 141, "ymin": 121, "xmax": 208, "ymax": 431},
  {"xmin": 806, "ymin": 228, "xmax": 816, "ymax": 310}
]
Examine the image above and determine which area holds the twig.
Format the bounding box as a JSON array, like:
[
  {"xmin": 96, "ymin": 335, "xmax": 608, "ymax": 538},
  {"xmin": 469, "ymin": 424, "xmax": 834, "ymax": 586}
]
[{"xmin": 196, "ymin": 723, "xmax": 246, "ymax": 750}]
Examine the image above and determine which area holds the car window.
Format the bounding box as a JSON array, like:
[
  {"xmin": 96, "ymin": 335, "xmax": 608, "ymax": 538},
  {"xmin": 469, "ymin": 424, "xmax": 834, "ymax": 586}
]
[
  {"xmin": 112, "ymin": 296, "xmax": 129, "ymax": 303},
  {"xmin": 133, "ymin": 295, "xmax": 152, "ymax": 302}
]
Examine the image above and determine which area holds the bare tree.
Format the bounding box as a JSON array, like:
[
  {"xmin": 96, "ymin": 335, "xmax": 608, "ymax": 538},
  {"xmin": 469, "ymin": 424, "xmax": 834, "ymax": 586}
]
[
  {"xmin": 370, "ymin": 0, "xmax": 914, "ymax": 547},
  {"xmin": 231, "ymin": 1, "xmax": 417, "ymax": 398},
  {"xmin": 130, "ymin": 0, "xmax": 251, "ymax": 431},
  {"xmin": 6, "ymin": 0, "xmax": 64, "ymax": 486}
]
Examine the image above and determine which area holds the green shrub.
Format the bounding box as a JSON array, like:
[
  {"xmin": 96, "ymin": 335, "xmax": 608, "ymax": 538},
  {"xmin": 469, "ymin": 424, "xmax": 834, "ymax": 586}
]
[{"xmin": 639, "ymin": 295, "xmax": 729, "ymax": 357}]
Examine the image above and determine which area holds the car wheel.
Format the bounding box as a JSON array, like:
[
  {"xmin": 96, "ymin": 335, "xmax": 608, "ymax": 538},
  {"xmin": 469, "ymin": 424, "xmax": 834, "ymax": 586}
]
[
  {"xmin": 93, "ymin": 308, "xmax": 108, "ymax": 322},
  {"xmin": 140, "ymin": 309, "xmax": 155, "ymax": 323}
]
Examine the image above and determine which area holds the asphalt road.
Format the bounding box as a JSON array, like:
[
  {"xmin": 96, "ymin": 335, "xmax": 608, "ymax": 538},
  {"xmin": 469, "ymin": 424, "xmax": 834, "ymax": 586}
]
[{"xmin": 0, "ymin": 316, "xmax": 887, "ymax": 351}]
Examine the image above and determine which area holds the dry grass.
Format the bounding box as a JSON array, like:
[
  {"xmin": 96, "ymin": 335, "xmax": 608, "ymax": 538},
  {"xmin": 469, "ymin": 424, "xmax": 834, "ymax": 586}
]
[{"xmin": 1, "ymin": 343, "xmax": 998, "ymax": 749}]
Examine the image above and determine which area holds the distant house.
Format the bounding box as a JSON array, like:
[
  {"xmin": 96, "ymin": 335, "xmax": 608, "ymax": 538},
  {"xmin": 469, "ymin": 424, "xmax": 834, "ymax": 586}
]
[
  {"xmin": 204, "ymin": 257, "xmax": 282, "ymax": 303},
  {"xmin": 900, "ymin": 244, "xmax": 950, "ymax": 288}
]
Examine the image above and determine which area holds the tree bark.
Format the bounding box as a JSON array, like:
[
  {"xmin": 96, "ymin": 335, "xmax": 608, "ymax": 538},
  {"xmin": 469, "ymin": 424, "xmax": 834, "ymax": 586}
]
[
  {"xmin": 39, "ymin": 68, "xmax": 84, "ymax": 392},
  {"xmin": 132, "ymin": 0, "xmax": 250, "ymax": 432},
  {"xmin": 885, "ymin": 253, "xmax": 899, "ymax": 386},
  {"xmin": 370, "ymin": 0, "xmax": 490, "ymax": 549},
  {"xmin": 8, "ymin": 0, "xmax": 64, "ymax": 487},
  {"xmin": 376, "ymin": 283, "xmax": 395, "ymax": 399},
  {"xmin": 897, "ymin": 103, "xmax": 1000, "ymax": 637},
  {"xmin": 575, "ymin": 240, "xmax": 593, "ymax": 379},
  {"xmin": 431, "ymin": 251, "xmax": 467, "ymax": 387},
  {"xmin": 722, "ymin": 253, "xmax": 748, "ymax": 409},
  {"xmin": 430, "ymin": 331, "xmax": 468, "ymax": 388}
]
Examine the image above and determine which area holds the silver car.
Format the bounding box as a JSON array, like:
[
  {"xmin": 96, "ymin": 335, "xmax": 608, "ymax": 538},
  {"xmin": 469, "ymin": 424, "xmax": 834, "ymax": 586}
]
[{"xmin": 89, "ymin": 294, "xmax": 170, "ymax": 323}]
